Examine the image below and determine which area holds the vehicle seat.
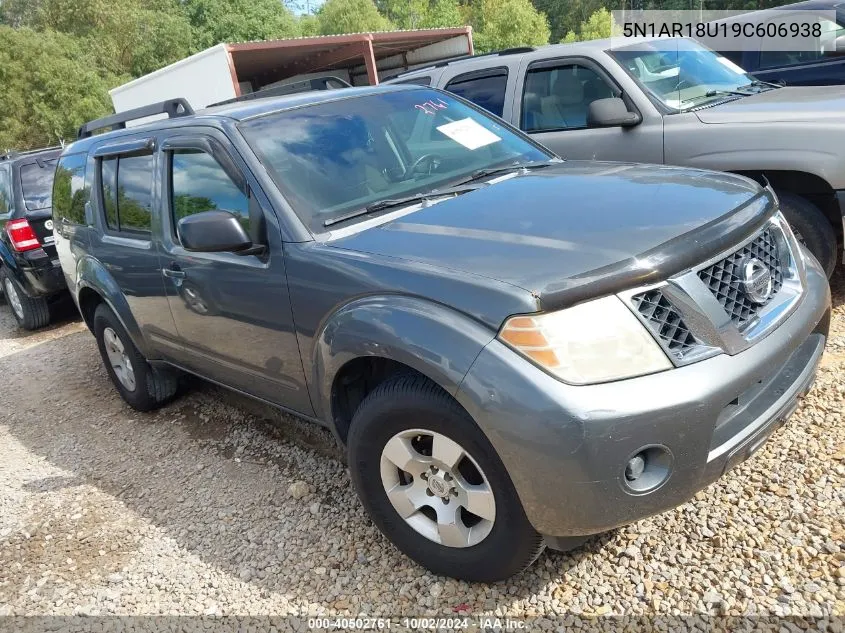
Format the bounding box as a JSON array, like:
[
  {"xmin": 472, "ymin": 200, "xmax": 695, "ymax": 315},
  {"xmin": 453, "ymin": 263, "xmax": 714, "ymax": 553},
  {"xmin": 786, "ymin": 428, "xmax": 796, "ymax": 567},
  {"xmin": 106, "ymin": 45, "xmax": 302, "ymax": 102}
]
[
  {"xmin": 522, "ymin": 92, "xmax": 543, "ymax": 130},
  {"xmin": 541, "ymin": 73, "xmax": 588, "ymax": 129}
]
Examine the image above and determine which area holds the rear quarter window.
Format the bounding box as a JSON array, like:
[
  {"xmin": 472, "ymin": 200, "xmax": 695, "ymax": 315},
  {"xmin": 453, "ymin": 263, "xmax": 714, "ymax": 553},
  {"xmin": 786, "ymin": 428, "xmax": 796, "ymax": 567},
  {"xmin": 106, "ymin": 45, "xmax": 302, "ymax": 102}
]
[
  {"xmin": 52, "ymin": 154, "xmax": 88, "ymax": 226},
  {"xmin": 20, "ymin": 159, "xmax": 58, "ymax": 211}
]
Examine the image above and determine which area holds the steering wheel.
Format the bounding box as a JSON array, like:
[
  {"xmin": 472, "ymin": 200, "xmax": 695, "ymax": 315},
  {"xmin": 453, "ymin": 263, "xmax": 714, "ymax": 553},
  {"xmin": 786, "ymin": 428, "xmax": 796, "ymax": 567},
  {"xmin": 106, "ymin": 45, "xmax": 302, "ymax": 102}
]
[{"xmin": 407, "ymin": 153, "xmax": 442, "ymax": 178}]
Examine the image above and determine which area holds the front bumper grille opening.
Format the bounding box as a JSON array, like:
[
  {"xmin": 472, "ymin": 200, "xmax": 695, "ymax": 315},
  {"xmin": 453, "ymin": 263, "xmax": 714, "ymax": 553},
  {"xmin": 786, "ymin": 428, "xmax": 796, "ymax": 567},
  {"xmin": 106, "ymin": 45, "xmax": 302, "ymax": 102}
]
[
  {"xmin": 698, "ymin": 228, "xmax": 785, "ymax": 330},
  {"xmin": 632, "ymin": 290, "xmax": 699, "ymax": 357}
]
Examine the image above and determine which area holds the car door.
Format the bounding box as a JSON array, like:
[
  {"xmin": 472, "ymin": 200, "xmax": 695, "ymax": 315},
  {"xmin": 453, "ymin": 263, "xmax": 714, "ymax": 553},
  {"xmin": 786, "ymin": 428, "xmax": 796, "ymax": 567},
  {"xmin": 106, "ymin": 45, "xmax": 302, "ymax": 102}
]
[
  {"xmin": 156, "ymin": 129, "xmax": 313, "ymax": 415},
  {"xmin": 88, "ymin": 136, "xmax": 178, "ymax": 341},
  {"xmin": 513, "ymin": 56, "xmax": 663, "ymax": 164}
]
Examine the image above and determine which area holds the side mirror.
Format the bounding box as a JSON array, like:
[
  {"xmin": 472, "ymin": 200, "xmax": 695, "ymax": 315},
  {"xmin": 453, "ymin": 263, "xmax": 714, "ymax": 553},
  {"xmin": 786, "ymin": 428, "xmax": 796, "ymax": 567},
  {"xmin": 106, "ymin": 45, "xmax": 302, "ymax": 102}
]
[
  {"xmin": 178, "ymin": 210, "xmax": 254, "ymax": 253},
  {"xmin": 587, "ymin": 97, "xmax": 642, "ymax": 128}
]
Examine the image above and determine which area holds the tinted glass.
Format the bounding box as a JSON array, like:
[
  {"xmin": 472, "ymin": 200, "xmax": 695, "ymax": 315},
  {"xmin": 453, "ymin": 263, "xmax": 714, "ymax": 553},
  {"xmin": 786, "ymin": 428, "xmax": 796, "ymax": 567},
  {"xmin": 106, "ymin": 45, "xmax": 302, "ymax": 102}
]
[
  {"xmin": 522, "ymin": 65, "xmax": 616, "ymax": 132},
  {"xmin": 445, "ymin": 72, "xmax": 508, "ymax": 117},
  {"xmin": 759, "ymin": 16, "xmax": 845, "ymax": 69},
  {"xmin": 52, "ymin": 154, "xmax": 88, "ymax": 225},
  {"xmin": 101, "ymin": 157, "xmax": 119, "ymax": 230},
  {"xmin": 116, "ymin": 154, "xmax": 153, "ymax": 233},
  {"xmin": 171, "ymin": 149, "xmax": 250, "ymax": 236},
  {"xmin": 393, "ymin": 76, "xmax": 432, "ymax": 86},
  {"xmin": 240, "ymin": 89, "xmax": 549, "ymax": 231},
  {"xmin": 610, "ymin": 38, "xmax": 758, "ymax": 112},
  {"xmin": 21, "ymin": 159, "xmax": 57, "ymax": 210},
  {"xmin": 0, "ymin": 167, "xmax": 10, "ymax": 215}
]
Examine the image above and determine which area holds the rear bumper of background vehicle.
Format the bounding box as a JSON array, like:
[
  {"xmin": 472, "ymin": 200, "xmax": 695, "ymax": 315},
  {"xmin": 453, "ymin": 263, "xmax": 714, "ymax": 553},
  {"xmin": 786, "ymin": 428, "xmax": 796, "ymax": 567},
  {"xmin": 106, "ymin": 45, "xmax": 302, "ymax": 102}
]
[
  {"xmin": 456, "ymin": 252, "xmax": 831, "ymax": 538},
  {"xmin": 10, "ymin": 249, "xmax": 67, "ymax": 297}
]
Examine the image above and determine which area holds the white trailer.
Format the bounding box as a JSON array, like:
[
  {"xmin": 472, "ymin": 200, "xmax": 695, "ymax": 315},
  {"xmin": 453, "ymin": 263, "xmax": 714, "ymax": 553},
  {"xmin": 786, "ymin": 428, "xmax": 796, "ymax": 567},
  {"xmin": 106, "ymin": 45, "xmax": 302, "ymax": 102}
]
[{"xmin": 109, "ymin": 29, "xmax": 474, "ymax": 115}]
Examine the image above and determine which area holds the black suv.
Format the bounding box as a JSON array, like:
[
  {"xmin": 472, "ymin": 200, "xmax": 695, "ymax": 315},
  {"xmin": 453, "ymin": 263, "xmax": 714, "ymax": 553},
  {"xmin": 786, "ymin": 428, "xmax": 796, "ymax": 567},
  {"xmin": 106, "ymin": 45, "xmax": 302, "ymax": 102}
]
[
  {"xmin": 56, "ymin": 92, "xmax": 829, "ymax": 581},
  {"xmin": 0, "ymin": 147, "xmax": 67, "ymax": 329}
]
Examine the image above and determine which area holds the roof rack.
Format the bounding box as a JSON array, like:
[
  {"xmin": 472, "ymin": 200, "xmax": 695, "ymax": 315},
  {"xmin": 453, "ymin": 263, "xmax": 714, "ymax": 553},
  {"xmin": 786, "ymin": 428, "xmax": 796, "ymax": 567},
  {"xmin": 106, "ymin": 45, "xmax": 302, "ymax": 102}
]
[
  {"xmin": 0, "ymin": 145, "xmax": 63, "ymax": 162},
  {"xmin": 393, "ymin": 47, "xmax": 535, "ymax": 79},
  {"xmin": 77, "ymin": 98, "xmax": 194, "ymax": 139}
]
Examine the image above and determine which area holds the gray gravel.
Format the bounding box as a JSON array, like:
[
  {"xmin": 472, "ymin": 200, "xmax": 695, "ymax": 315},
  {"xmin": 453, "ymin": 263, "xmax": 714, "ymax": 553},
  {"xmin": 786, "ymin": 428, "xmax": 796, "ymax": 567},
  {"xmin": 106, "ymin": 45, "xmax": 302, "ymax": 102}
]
[{"xmin": 0, "ymin": 276, "xmax": 843, "ymax": 620}]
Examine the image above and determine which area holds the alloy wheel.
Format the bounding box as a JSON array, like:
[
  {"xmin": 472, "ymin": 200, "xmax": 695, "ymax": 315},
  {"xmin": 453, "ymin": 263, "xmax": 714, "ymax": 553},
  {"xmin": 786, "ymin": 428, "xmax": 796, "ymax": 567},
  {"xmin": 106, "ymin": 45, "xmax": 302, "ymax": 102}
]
[
  {"xmin": 379, "ymin": 428, "xmax": 496, "ymax": 548},
  {"xmin": 103, "ymin": 327, "xmax": 136, "ymax": 391},
  {"xmin": 3, "ymin": 277, "xmax": 24, "ymax": 320}
]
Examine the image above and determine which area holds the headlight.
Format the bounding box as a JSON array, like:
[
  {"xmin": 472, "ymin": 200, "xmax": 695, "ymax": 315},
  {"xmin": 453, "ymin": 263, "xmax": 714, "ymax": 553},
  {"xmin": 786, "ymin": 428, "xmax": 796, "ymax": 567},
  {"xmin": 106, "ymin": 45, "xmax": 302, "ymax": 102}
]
[{"xmin": 498, "ymin": 296, "xmax": 672, "ymax": 385}]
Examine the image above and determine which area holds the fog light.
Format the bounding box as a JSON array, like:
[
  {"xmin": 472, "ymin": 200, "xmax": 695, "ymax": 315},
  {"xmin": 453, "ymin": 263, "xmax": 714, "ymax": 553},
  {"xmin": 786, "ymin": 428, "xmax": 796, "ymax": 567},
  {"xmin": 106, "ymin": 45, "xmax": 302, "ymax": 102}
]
[{"xmin": 621, "ymin": 446, "xmax": 673, "ymax": 494}]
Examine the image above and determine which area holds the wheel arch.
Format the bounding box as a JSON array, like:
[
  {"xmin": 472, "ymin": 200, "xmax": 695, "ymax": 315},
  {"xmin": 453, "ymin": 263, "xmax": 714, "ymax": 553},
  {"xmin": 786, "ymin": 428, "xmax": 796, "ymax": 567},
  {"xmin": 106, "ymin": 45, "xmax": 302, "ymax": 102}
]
[{"xmin": 311, "ymin": 295, "xmax": 497, "ymax": 443}]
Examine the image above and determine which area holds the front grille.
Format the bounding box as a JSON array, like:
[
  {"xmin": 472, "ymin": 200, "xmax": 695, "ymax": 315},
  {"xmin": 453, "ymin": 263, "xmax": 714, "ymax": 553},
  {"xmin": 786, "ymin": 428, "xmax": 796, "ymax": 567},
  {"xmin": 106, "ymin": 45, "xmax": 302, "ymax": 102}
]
[
  {"xmin": 698, "ymin": 228, "xmax": 784, "ymax": 330},
  {"xmin": 632, "ymin": 289, "xmax": 699, "ymax": 356}
]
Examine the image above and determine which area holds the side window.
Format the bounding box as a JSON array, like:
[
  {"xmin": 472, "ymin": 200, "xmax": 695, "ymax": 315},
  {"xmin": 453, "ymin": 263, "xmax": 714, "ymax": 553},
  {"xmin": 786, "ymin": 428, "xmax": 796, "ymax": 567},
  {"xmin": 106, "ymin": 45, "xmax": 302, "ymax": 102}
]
[
  {"xmin": 170, "ymin": 149, "xmax": 250, "ymax": 239},
  {"xmin": 521, "ymin": 64, "xmax": 616, "ymax": 132},
  {"xmin": 99, "ymin": 153, "xmax": 153, "ymax": 235},
  {"xmin": 445, "ymin": 70, "xmax": 508, "ymax": 117},
  {"xmin": 0, "ymin": 166, "xmax": 10, "ymax": 215},
  {"xmin": 759, "ymin": 16, "xmax": 845, "ymax": 69},
  {"xmin": 52, "ymin": 153, "xmax": 88, "ymax": 225}
]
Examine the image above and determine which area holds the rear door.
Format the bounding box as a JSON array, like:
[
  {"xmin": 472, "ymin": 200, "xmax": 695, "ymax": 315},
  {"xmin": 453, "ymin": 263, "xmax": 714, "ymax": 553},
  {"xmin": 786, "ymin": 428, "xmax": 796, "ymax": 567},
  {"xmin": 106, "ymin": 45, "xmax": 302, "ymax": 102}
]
[{"xmin": 155, "ymin": 128, "xmax": 312, "ymax": 415}]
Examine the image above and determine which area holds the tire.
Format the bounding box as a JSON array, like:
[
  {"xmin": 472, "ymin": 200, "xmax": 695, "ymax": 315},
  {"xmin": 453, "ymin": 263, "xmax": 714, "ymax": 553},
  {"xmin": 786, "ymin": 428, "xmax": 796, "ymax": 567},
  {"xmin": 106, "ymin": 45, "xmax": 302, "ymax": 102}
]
[
  {"xmin": 1, "ymin": 267, "xmax": 50, "ymax": 330},
  {"xmin": 347, "ymin": 374, "xmax": 544, "ymax": 582},
  {"xmin": 93, "ymin": 303, "xmax": 179, "ymax": 411},
  {"xmin": 776, "ymin": 192, "xmax": 837, "ymax": 278}
]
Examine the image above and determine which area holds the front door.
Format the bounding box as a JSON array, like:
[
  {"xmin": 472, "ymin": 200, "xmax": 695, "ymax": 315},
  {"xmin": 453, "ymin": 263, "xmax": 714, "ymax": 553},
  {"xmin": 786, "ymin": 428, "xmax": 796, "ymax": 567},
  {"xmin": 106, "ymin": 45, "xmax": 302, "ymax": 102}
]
[
  {"xmin": 516, "ymin": 58, "xmax": 664, "ymax": 164},
  {"xmin": 156, "ymin": 130, "xmax": 312, "ymax": 415}
]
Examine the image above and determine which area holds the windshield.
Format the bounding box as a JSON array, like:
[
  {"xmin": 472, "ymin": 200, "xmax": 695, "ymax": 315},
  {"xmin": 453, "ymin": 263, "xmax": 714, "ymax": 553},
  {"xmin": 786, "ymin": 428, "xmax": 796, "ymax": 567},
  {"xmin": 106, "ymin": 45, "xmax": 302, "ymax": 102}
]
[
  {"xmin": 239, "ymin": 89, "xmax": 551, "ymax": 230},
  {"xmin": 20, "ymin": 159, "xmax": 57, "ymax": 210},
  {"xmin": 609, "ymin": 38, "xmax": 768, "ymax": 112}
]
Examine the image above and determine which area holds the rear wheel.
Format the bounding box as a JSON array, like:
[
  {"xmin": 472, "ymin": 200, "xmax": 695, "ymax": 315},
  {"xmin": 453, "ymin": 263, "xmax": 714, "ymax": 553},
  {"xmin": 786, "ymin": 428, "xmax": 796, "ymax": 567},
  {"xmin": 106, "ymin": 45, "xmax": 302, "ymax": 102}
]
[
  {"xmin": 93, "ymin": 303, "xmax": 179, "ymax": 411},
  {"xmin": 776, "ymin": 192, "xmax": 837, "ymax": 278},
  {"xmin": 347, "ymin": 375, "xmax": 544, "ymax": 582},
  {"xmin": 1, "ymin": 267, "xmax": 50, "ymax": 330}
]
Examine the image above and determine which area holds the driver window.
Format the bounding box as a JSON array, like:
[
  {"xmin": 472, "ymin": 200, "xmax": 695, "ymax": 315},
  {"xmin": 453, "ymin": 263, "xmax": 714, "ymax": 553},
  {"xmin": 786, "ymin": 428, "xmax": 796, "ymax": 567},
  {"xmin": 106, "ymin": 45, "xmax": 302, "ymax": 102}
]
[
  {"xmin": 521, "ymin": 64, "xmax": 615, "ymax": 132},
  {"xmin": 170, "ymin": 149, "xmax": 250, "ymax": 239}
]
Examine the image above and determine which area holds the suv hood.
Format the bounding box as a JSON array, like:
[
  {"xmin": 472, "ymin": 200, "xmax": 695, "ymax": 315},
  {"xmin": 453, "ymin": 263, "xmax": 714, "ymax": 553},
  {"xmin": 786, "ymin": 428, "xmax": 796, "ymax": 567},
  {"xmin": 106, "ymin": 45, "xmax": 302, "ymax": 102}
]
[
  {"xmin": 696, "ymin": 86, "xmax": 845, "ymax": 124},
  {"xmin": 328, "ymin": 162, "xmax": 771, "ymax": 310}
]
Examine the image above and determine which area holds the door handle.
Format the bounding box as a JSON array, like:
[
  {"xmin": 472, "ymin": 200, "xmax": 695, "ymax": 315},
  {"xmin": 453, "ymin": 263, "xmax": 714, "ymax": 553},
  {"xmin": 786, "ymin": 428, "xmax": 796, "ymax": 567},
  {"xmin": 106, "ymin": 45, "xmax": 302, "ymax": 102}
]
[{"xmin": 162, "ymin": 266, "xmax": 186, "ymax": 279}]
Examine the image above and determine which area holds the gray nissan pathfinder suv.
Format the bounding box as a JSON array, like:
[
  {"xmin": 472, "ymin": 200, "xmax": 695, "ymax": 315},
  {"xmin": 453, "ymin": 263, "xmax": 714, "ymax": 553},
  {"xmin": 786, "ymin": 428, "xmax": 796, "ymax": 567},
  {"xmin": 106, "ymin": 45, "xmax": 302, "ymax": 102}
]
[
  {"xmin": 55, "ymin": 87, "xmax": 830, "ymax": 582},
  {"xmin": 388, "ymin": 37, "xmax": 845, "ymax": 278}
]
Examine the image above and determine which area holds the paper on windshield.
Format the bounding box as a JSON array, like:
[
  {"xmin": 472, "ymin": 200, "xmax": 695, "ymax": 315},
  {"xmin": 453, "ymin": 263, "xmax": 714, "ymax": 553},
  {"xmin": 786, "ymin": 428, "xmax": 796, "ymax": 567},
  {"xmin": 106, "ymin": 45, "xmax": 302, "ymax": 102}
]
[{"xmin": 436, "ymin": 118, "xmax": 501, "ymax": 150}]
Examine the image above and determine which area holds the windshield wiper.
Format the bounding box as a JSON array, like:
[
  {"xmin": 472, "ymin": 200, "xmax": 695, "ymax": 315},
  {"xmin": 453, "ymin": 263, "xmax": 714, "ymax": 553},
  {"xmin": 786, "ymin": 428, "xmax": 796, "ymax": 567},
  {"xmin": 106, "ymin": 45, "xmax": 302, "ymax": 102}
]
[
  {"xmin": 451, "ymin": 159, "xmax": 561, "ymax": 187},
  {"xmin": 323, "ymin": 184, "xmax": 482, "ymax": 228},
  {"xmin": 747, "ymin": 79, "xmax": 782, "ymax": 90}
]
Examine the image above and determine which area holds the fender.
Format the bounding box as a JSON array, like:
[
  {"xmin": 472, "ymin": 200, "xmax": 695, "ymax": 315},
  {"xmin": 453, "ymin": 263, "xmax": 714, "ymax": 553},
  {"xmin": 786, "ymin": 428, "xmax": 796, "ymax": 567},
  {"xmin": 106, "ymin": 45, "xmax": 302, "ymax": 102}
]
[
  {"xmin": 311, "ymin": 294, "xmax": 498, "ymax": 423},
  {"xmin": 74, "ymin": 254, "xmax": 155, "ymax": 359}
]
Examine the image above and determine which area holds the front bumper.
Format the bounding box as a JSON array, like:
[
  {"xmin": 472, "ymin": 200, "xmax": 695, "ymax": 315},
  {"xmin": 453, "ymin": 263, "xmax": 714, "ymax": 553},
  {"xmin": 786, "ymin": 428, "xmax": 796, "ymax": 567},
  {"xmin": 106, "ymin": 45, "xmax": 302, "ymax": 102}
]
[{"xmin": 456, "ymin": 250, "xmax": 831, "ymax": 538}]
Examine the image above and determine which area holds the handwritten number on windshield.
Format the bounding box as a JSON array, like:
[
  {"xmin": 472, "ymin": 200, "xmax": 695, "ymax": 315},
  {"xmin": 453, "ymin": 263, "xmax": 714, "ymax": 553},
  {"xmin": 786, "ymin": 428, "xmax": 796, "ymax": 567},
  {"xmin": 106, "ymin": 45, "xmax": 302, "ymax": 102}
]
[{"xmin": 415, "ymin": 99, "xmax": 449, "ymax": 115}]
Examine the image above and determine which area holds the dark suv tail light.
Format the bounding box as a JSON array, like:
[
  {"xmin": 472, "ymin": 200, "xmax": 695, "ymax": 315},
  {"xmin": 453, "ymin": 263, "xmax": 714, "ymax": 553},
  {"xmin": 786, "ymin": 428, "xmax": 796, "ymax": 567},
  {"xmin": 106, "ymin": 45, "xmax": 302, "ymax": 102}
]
[{"xmin": 5, "ymin": 218, "xmax": 40, "ymax": 252}]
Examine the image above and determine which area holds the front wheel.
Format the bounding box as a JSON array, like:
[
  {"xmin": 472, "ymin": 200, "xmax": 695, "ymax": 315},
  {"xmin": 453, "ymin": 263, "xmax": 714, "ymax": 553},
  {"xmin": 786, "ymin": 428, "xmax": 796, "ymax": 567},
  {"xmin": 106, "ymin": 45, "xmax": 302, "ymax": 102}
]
[
  {"xmin": 776, "ymin": 192, "xmax": 837, "ymax": 278},
  {"xmin": 347, "ymin": 375, "xmax": 544, "ymax": 582}
]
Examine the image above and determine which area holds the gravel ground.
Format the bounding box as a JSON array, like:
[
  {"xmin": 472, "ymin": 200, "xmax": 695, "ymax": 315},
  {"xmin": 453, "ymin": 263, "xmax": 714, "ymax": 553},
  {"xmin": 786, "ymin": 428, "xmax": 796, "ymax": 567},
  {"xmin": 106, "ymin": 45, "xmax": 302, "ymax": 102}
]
[{"xmin": 0, "ymin": 275, "xmax": 843, "ymax": 624}]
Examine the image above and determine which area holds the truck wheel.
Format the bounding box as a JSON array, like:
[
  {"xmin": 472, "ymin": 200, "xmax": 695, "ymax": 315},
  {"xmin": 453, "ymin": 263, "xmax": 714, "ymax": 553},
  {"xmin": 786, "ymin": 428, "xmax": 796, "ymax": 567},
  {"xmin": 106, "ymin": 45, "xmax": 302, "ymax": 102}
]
[
  {"xmin": 93, "ymin": 303, "xmax": 179, "ymax": 411},
  {"xmin": 347, "ymin": 374, "xmax": 544, "ymax": 582},
  {"xmin": 777, "ymin": 192, "xmax": 837, "ymax": 278},
  {"xmin": 1, "ymin": 267, "xmax": 50, "ymax": 330}
]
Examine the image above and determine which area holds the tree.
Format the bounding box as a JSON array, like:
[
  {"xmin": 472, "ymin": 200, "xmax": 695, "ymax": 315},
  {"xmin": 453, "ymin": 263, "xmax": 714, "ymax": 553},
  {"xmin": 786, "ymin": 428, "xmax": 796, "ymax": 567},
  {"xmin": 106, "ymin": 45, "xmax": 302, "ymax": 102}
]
[
  {"xmin": 183, "ymin": 0, "xmax": 300, "ymax": 50},
  {"xmin": 561, "ymin": 7, "xmax": 611, "ymax": 42},
  {"xmin": 317, "ymin": 0, "xmax": 392, "ymax": 34},
  {"xmin": 470, "ymin": 0, "xmax": 550, "ymax": 53},
  {"xmin": 2, "ymin": 0, "xmax": 193, "ymax": 78},
  {"xmin": 377, "ymin": 0, "xmax": 461, "ymax": 29},
  {"xmin": 0, "ymin": 26, "xmax": 115, "ymax": 149}
]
